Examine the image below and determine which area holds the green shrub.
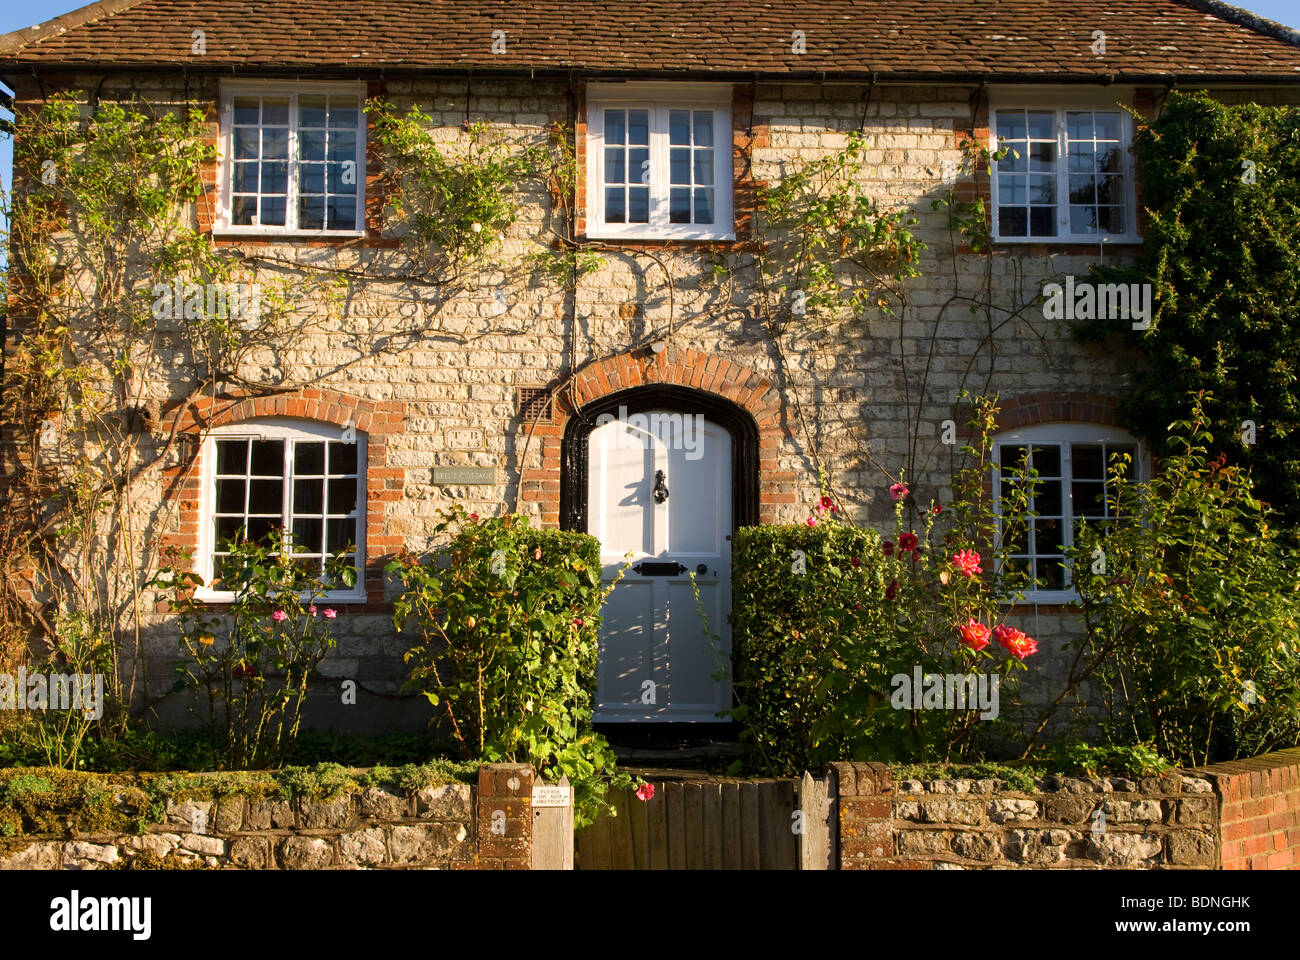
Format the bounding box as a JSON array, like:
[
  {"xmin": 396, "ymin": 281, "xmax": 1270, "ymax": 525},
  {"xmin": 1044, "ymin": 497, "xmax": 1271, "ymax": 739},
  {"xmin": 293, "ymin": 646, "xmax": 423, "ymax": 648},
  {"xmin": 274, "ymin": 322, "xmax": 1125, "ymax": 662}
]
[
  {"xmin": 1055, "ymin": 394, "xmax": 1300, "ymax": 766},
  {"xmin": 388, "ymin": 506, "xmax": 635, "ymax": 827}
]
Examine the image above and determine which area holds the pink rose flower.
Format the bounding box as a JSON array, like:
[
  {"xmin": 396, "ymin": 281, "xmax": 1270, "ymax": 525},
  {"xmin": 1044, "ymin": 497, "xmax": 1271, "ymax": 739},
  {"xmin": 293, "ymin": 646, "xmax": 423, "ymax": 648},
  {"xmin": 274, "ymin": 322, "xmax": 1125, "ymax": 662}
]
[
  {"xmin": 322, "ymin": 608, "xmax": 337, "ymax": 619},
  {"xmin": 952, "ymin": 549, "xmax": 983, "ymax": 578},
  {"xmin": 271, "ymin": 610, "xmax": 287, "ymax": 622},
  {"xmin": 889, "ymin": 483, "xmax": 909, "ymax": 501},
  {"xmin": 635, "ymin": 783, "xmax": 655, "ymax": 802}
]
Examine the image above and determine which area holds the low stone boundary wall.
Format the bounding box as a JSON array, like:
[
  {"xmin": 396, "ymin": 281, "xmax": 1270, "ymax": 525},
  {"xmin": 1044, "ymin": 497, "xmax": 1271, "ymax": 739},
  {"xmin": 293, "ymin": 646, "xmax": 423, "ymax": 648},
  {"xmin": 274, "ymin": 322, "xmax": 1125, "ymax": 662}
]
[
  {"xmin": 0, "ymin": 762, "xmax": 550, "ymax": 870},
  {"xmin": 832, "ymin": 762, "xmax": 1218, "ymax": 870}
]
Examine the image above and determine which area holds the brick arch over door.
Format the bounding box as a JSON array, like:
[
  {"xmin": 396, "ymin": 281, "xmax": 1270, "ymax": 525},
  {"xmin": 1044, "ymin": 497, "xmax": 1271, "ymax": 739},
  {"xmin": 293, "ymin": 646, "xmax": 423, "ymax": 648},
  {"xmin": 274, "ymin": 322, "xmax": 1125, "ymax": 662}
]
[{"xmin": 522, "ymin": 347, "xmax": 789, "ymax": 528}]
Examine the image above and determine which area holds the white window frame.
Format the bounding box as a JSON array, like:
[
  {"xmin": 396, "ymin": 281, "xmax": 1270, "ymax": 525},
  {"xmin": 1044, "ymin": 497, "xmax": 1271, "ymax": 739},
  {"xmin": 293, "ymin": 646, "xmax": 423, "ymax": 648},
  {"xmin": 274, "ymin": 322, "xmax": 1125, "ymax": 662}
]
[
  {"xmin": 216, "ymin": 80, "xmax": 367, "ymax": 237},
  {"xmin": 196, "ymin": 418, "xmax": 367, "ymax": 603},
  {"xmin": 585, "ymin": 82, "xmax": 734, "ymax": 241},
  {"xmin": 992, "ymin": 422, "xmax": 1147, "ymax": 604},
  {"xmin": 989, "ymin": 88, "xmax": 1141, "ymax": 245}
]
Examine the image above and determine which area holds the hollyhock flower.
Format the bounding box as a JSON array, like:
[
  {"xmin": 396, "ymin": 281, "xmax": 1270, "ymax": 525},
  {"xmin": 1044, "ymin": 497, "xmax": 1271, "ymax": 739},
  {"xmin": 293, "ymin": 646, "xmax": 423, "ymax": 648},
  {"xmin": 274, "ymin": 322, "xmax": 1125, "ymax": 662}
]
[
  {"xmin": 952, "ymin": 549, "xmax": 983, "ymax": 578},
  {"xmin": 958, "ymin": 618, "xmax": 991, "ymax": 651},
  {"xmin": 271, "ymin": 609, "xmax": 287, "ymax": 622},
  {"xmin": 572, "ymin": 617, "xmax": 584, "ymax": 628},
  {"xmin": 993, "ymin": 624, "xmax": 1038, "ymax": 660},
  {"xmin": 933, "ymin": 504, "xmax": 944, "ymax": 516},
  {"xmin": 898, "ymin": 532, "xmax": 918, "ymax": 552},
  {"xmin": 469, "ymin": 512, "xmax": 479, "ymax": 521},
  {"xmin": 322, "ymin": 608, "xmax": 337, "ymax": 619},
  {"xmin": 232, "ymin": 662, "xmax": 259, "ymax": 679},
  {"xmin": 818, "ymin": 495, "xmax": 836, "ymax": 516},
  {"xmin": 635, "ymin": 783, "xmax": 655, "ymax": 802},
  {"xmin": 806, "ymin": 516, "xmax": 818, "ymax": 527},
  {"xmin": 912, "ymin": 549, "xmax": 923, "ymax": 562},
  {"xmin": 889, "ymin": 483, "xmax": 909, "ymax": 501},
  {"xmin": 882, "ymin": 540, "xmax": 895, "ymax": 557},
  {"xmin": 885, "ymin": 579, "xmax": 899, "ymax": 600},
  {"xmin": 851, "ymin": 556, "xmax": 860, "ymax": 568}
]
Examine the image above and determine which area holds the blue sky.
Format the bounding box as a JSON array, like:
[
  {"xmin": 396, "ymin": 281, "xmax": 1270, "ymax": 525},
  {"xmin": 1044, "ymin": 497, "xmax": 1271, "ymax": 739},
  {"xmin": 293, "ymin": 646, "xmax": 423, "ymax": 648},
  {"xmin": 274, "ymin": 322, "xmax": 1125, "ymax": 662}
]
[{"xmin": 3, "ymin": 0, "xmax": 1300, "ymax": 214}]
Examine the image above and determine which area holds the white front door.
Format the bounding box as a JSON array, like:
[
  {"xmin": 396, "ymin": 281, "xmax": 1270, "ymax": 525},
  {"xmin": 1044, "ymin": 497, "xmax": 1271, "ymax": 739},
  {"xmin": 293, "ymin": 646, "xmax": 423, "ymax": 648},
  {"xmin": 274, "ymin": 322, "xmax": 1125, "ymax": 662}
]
[{"xmin": 587, "ymin": 408, "xmax": 732, "ymax": 722}]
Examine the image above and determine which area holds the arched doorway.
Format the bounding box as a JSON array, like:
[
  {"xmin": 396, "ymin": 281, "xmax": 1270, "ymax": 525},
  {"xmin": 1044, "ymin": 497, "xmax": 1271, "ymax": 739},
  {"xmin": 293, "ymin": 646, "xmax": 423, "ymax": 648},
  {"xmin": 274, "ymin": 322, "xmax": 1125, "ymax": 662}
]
[{"xmin": 562, "ymin": 385, "xmax": 759, "ymax": 724}]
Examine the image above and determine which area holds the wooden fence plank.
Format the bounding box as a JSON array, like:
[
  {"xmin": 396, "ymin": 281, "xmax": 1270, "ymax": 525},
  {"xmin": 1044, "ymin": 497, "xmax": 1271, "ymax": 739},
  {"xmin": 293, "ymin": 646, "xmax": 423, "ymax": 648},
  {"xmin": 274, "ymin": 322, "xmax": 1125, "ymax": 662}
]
[
  {"xmin": 665, "ymin": 782, "xmax": 686, "ymax": 870},
  {"xmin": 684, "ymin": 783, "xmax": 704, "ymax": 870},
  {"xmin": 740, "ymin": 782, "xmax": 761, "ymax": 870},
  {"xmin": 628, "ymin": 783, "xmax": 650, "ymax": 869},
  {"xmin": 701, "ymin": 781, "xmax": 722, "ymax": 870},
  {"xmin": 648, "ymin": 783, "xmax": 669, "ymax": 870},
  {"xmin": 798, "ymin": 772, "xmax": 832, "ymax": 870},
  {"xmin": 758, "ymin": 779, "xmax": 797, "ymax": 869},
  {"xmin": 610, "ymin": 788, "xmax": 635, "ymax": 870},
  {"xmin": 720, "ymin": 782, "xmax": 743, "ymax": 869},
  {"xmin": 585, "ymin": 800, "xmax": 613, "ymax": 870},
  {"xmin": 531, "ymin": 774, "xmax": 574, "ymax": 870}
]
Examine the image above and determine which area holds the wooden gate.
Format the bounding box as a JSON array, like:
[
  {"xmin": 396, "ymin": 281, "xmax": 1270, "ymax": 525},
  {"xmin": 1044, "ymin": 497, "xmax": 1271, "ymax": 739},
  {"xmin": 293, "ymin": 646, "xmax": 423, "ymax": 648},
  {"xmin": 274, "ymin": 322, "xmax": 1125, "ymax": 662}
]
[{"xmin": 576, "ymin": 773, "xmax": 832, "ymax": 870}]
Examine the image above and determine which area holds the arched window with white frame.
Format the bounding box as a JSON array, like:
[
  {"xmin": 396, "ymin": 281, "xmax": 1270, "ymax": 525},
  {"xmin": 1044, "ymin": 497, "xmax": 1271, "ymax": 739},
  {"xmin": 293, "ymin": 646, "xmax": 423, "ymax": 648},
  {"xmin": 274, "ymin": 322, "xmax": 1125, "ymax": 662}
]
[
  {"xmin": 197, "ymin": 418, "xmax": 366, "ymax": 601},
  {"xmin": 992, "ymin": 422, "xmax": 1146, "ymax": 602}
]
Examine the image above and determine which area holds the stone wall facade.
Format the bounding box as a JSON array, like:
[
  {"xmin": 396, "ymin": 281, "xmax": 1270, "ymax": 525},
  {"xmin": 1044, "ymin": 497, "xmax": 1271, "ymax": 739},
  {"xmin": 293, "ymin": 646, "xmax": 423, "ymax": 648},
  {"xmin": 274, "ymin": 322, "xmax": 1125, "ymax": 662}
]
[
  {"xmin": 0, "ymin": 763, "xmax": 541, "ymax": 871},
  {"xmin": 8, "ymin": 70, "xmax": 1300, "ymax": 732}
]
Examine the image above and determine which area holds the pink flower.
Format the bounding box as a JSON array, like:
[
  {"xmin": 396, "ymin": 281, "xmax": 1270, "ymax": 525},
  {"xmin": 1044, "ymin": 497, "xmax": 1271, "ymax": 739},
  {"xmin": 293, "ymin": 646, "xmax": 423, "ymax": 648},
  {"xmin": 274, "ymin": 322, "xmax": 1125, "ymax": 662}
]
[
  {"xmin": 322, "ymin": 608, "xmax": 337, "ymax": 619},
  {"xmin": 309, "ymin": 605, "xmax": 318, "ymax": 615},
  {"xmin": 271, "ymin": 610, "xmax": 287, "ymax": 622},
  {"xmin": 952, "ymin": 549, "xmax": 983, "ymax": 578},
  {"xmin": 898, "ymin": 532, "xmax": 919, "ymax": 552},
  {"xmin": 635, "ymin": 783, "xmax": 655, "ymax": 802},
  {"xmin": 958, "ymin": 618, "xmax": 991, "ymax": 651},
  {"xmin": 889, "ymin": 483, "xmax": 909, "ymax": 501},
  {"xmin": 882, "ymin": 540, "xmax": 895, "ymax": 557},
  {"xmin": 993, "ymin": 624, "xmax": 1038, "ymax": 660},
  {"xmin": 806, "ymin": 516, "xmax": 818, "ymax": 527}
]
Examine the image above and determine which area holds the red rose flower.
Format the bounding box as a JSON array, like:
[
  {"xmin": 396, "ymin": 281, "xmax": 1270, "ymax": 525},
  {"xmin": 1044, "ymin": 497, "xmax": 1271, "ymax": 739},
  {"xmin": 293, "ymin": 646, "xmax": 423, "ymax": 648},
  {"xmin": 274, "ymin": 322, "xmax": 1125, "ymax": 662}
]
[
  {"xmin": 635, "ymin": 783, "xmax": 655, "ymax": 802},
  {"xmin": 958, "ymin": 618, "xmax": 991, "ymax": 651},
  {"xmin": 993, "ymin": 624, "xmax": 1038, "ymax": 660},
  {"xmin": 952, "ymin": 549, "xmax": 983, "ymax": 578}
]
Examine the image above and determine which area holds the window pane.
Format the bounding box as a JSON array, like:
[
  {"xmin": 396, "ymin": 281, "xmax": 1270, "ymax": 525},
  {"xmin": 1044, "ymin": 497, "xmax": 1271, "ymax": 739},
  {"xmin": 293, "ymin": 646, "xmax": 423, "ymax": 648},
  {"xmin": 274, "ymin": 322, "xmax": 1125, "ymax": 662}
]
[
  {"xmin": 1031, "ymin": 445, "xmax": 1061, "ymax": 477},
  {"xmin": 216, "ymin": 478, "xmax": 246, "ymax": 514},
  {"xmin": 1098, "ymin": 146, "xmax": 1123, "ymax": 173},
  {"xmin": 1037, "ymin": 557, "xmax": 1067, "ymax": 590},
  {"xmin": 629, "ymin": 148, "xmax": 649, "ymax": 185},
  {"xmin": 261, "ymin": 162, "xmax": 288, "ymax": 196},
  {"xmin": 234, "ymin": 128, "xmax": 259, "ymax": 159},
  {"xmin": 1073, "ymin": 445, "xmax": 1104, "ymax": 479},
  {"xmin": 1069, "ymin": 206, "xmax": 1099, "ymax": 234},
  {"xmin": 248, "ymin": 478, "xmax": 283, "ymax": 514},
  {"xmin": 233, "ymin": 97, "xmax": 260, "ymax": 125},
  {"xmin": 299, "ymin": 162, "xmax": 325, "ymax": 195},
  {"xmin": 628, "ymin": 110, "xmax": 649, "ymax": 145},
  {"xmin": 1069, "ymin": 175, "xmax": 1096, "ymax": 205},
  {"xmin": 1067, "ymin": 146, "xmax": 1095, "ymax": 172},
  {"xmin": 670, "ymin": 148, "xmax": 690, "ymax": 185},
  {"xmin": 261, "ymin": 197, "xmax": 286, "ymax": 226},
  {"xmin": 1029, "ymin": 207, "xmax": 1056, "ymax": 236},
  {"xmin": 328, "ymin": 131, "xmax": 357, "ymax": 164},
  {"xmin": 1097, "ymin": 175, "xmax": 1124, "ymax": 205},
  {"xmin": 250, "ymin": 440, "xmax": 284, "ymax": 476},
  {"xmin": 694, "ymin": 151, "xmax": 714, "ymax": 186},
  {"xmin": 1029, "ymin": 175, "xmax": 1055, "ymax": 204},
  {"xmin": 999, "ymin": 207, "xmax": 1027, "ymax": 237},
  {"xmin": 996, "ymin": 112, "xmax": 1027, "ymax": 140},
  {"xmin": 262, "ymin": 98, "xmax": 289, "ymax": 125},
  {"xmin": 605, "ymin": 187, "xmax": 625, "ymax": 222},
  {"xmin": 328, "ymin": 478, "xmax": 359, "ymax": 515},
  {"xmin": 997, "ymin": 147, "xmax": 1026, "ymax": 173},
  {"xmin": 694, "ymin": 188, "xmax": 714, "ymax": 224},
  {"xmin": 1066, "ymin": 111, "xmax": 1093, "ymax": 140},
  {"xmin": 605, "ymin": 148, "xmax": 625, "ymax": 184},
  {"xmin": 217, "ymin": 439, "xmax": 249, "ymax": 475},
  {"xmin": 292, "ymin": 517, "xmax": 323, "ymax": 554},
  {"xmin": 299, "ymin": 95, "xmax": 327, "ymax": 127},
  {"xmin": 294, "ymin": 478, "xmax": 324, "ymax": 515},
  {"xmin": 300, "ymin": 129, "xmax": 326, "ymax": 162},
  {"xmin": 999, "ymin": 179, "xmax": 1026, "ymax": 205},
  {"xmin": 1073, "ymin": 481, "xmax": 1106, "ymax": 517},
  {"xmin": 1034, "ymin": 479, "xmax": 1063, "ymax": 517},
  {"xmin": 1028, "ymin": 112, "xmax": 1055, "ymax": 139},
  {"xmin": 262, "ymin": 127, "xmax": 288, "ymax": 160},
  {"xmin": 1029, "ymin": 142, "xmax": 1056, "ymax": 171},
  {"xmin": 1000, "ymin": 444, "xmax": 1029, "ymax": 472},
  {"xmin": 670, "ymin": 187, "xmax": 691, "ymax": 223},
  {"xmin": 299, "ymin": 196, "xmax": 326, "ymax": 230},
  {"xmin": 329, "ymin": 98, "xmax": 359, "ymax": 129},
  {"xmin": 694, "ymin": 112, "xmax": 713, "ymax": 147},
  {"xmin": 216, "ymin": 515, "xmax": 246, "ymax": 545},
  {"xmin": 247, "ymin": 516, "xmax": 280, "ymax": 543},
  {"xmin": 329, "ymin": 441, "xmax": 358, "ymax": 475},
  {"xmin": 605, "ymin": 110, "xmax": 625, "ymax": 145},
  {"xmin": 328, "ymin": 197, "xmax": 357, "ymax": 231},
  {"xmin": 295, "ymin": 441, "xmax": 326, "ymax": 474},
  {"xmin": 628, "ymin": 187, "xmax": 649, "ymax": 223},
  {"xmin": 669, "ymin": 110, "xmax": 690, "ymax": 145},
  {"xmin": 234, "ymin": 161, "xmax": 259, "ymax": 192},
  {"xmin": 1034, "ymin": 518, "xmax": 1064, "ymax": 554},
  {"xmin": 232, "ymin": 196, "xmax": 257, "ymax": 226},
  {"xmin": 1095, "ymin": 112, "xmax": 1121, "ymax": 141},
  {"xmin": 326, "ymin": 518, "xmax": 356, "ymax": 552},
  {"xmin": 1098, "ymin": 206, "xmax": 1125, "ymax": 234}
]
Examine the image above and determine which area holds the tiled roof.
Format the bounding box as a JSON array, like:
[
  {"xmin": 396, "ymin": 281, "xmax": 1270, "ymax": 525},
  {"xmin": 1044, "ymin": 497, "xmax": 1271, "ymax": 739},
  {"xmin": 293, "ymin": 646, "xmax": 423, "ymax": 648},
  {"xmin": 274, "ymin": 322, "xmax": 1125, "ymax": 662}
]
[{"xmin": 2, "ymin": 0, "xmax": 1299, "ymax": 81}]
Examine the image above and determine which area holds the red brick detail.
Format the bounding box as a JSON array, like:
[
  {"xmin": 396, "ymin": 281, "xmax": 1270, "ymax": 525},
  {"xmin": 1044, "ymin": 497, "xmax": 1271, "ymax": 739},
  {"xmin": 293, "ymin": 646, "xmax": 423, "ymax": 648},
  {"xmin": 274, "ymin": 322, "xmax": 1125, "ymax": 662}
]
[
  {"xmin": 159, "ymin": 387, "xmax": 407, "ymax": 607},
  {"xmin": 992, "ymin": 391, "xmax": 1121, "ymax": 432},
  {"xmin": 541, "ymin": 346, "xmax": 786, "ymax": 525},
  {"xmin": 1201, "ymin": 749, "xmax": 1300, "ymax": 870},
  {"xmin": 476, "ymin": 763, "xmax": 535, "ymax": 870},
  {"xmin": 832, "ymin": 762, "xmax": 918, "ymax": 870}
]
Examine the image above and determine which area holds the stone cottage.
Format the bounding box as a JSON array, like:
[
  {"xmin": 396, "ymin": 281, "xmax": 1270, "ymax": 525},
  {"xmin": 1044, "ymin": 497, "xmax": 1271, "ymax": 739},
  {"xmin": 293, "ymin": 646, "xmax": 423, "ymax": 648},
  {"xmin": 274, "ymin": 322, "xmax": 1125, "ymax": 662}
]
[{"xmin": 2, "ymin": 0, "xmax": 1298, "ymax": 737}]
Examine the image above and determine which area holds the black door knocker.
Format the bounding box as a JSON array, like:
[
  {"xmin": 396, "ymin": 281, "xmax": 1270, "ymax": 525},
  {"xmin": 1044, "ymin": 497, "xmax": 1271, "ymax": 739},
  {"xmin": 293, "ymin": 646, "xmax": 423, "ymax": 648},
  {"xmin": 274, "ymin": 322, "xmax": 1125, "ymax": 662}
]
[{"xmin": 653, "ymin": 469, "xmax": 669, "ymax": 504}]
